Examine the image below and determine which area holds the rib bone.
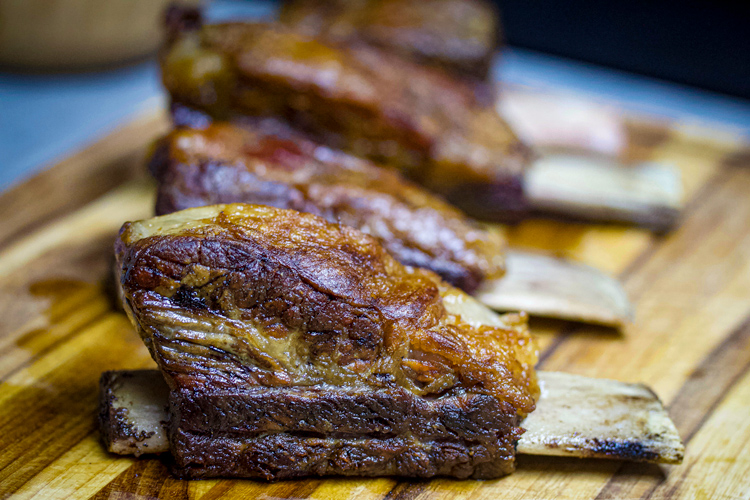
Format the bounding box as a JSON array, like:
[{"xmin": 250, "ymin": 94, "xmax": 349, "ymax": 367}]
[
  {"xmin": 525, "ymin": 154, "xmax": 683, "ymax": 232},
  {"xmin": 99, "ymin": 370, "xmax": 169, "ymax": 457},
  {"xmin": 477, "ymin": 250, "xmax": 633, "ymax": 328},
  {"xmin": 521, "ymin": 371, "xmax": 684, "ymax": 464}
]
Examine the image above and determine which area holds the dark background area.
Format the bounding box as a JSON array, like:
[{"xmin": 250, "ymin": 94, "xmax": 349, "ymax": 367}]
[{"xmin": 496, "ymin": 0, "xmax": 750, "ymax": 100}]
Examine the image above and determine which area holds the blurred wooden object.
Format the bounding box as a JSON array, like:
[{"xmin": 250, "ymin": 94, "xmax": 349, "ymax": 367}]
[{"xmin": 0, "ymin": 0, "xmax": 199, "ymax": 69}]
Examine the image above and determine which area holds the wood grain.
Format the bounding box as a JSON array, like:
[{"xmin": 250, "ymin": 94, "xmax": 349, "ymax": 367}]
[{"xmin": 0, "ymin": 106, "xmax": 748, "ymax": 499}]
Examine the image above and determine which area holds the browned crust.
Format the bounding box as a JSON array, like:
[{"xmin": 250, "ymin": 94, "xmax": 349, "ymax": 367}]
[
  {"xmin": 96, "ymin": 369, "xmax": 521, "ymax": 479},
  {"xmin": 97, "ymin": 369, "xmax": 684, "ymax": 480},
  {"xmin": 170, "ymin": 429, "xmax": 514, "ymax": 480},
  {"xmin": 115, "ymin": 205, "xmax": 538, "ymax": 414},
  {"xmin": 169, "ymin": 386, "xmax": 521, "ymax": 479},
  {"xmin": 169, "ymin": 386, "xmax": 519, "ymax": 442},
  {"xmin": 149, "ymin": 121, "xmax": 506, "ymax": 293}
]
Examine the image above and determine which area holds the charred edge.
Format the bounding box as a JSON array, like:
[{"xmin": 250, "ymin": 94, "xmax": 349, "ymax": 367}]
[
  {"xmin": 527, "ymin": 204, "xmax": 681, "ymax": 234},
  {"xmin": 168, "ymin": 432, "xmax": 515, "ymax": 480},
  {"xmin": 172, "ymin": 287, "xmax": 208, "ymax": 311},
  {"xmin": 99, "ymin": 372, "xmax": 159, "ymax": 453},
  {"xmin": 174, "ymin": 429, "xmax": 501, "ymax": 445},
  {"xmin": 586, "ymin": 439, "xmax": 662, "ymax": 463},
  {"xmin": 543, "ymin": 438, "xmax": 662, "ymax": 463},
  {"xmin": 164, "ymin": 4, "xmax": 203, "ymax": 43},
  {"xmin": 169, "ymin": 387, "xmax": 521, "ymax": 443}
]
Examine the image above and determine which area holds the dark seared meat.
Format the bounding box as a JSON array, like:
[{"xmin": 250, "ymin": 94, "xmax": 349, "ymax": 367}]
[
  {"xmin": 171, "ymin": 427, "xmax": 515, "ymax": 480},
  {"xmin": 279, "ymin": 0, "xmax": 499, "ymax": 81},
  {"xmin": 98, "ymin": 369, "xmax": 686, "ymax": 477},
  {"xmin": 160, "ymin": 18, "xmax": 531, "ymax": 222},
  {"xmin": 115, "ymin": 204, "xmax": 538, "ymax": 479},
  {"xmin": 171, "ymin": 386, "xmax": 516, "ymax": 441},
  {"xmin": 150, "ymin": 121, "xmax": 506, "ymax": 293},
  {"xmin": 169, "ymin": 386, "xmax": 520, "ymax": 479},
  {"xmin": 115, "ymin": 204, "xmax": 537, "ymax": 409}
]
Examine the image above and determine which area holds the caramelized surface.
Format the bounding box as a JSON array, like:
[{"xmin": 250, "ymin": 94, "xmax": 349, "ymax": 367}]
[
  {"xmin": 151, "ymin": 121, "xmax": 505, "ymax": 293},
  {"xmin": 279, "ymin": 0, "xmax": 499, "ymax": 80},
  {"xmin": 160, "ymin": 19, "xmax": 530, "ymax": 220},
  {"xmin": 116, "ymin": 204, "xmax": 538, "ymax": 415}
]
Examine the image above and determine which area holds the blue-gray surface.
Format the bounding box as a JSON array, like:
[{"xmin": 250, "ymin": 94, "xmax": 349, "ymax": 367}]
[
  {"xmin": 1, "ymin": 0, "xmax": 749, "ymax": 191},
  {"xmin": 0, "ymin": 63, "xmax": 163, "ymax": 190}
]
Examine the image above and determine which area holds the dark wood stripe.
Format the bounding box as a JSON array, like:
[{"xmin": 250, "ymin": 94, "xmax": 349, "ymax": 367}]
[
  {"xmin": 595, "ymin": 308, "xmax": 750, "ymax": 500},
  {"xmin": 91, "ymin": 459, "xmax": 187, "ymax": 500},
  {"xmin": 539, "ymin": 143, "xmax": 733, "ymax": 371},
  {"xmin": 383, "ymin": 481, "xmax": 427, "ymax": 500},
  {"xmin": 590, "ymin": 155, "xmax": 749, "ymax": 500},
  {"xmin": 90, "ymin": 459, "xmax": 324, "ymax": 500},
  {"xmin": 622, "ymin": 119, "xmax": 673, "ymax": 163},
  {"xmin": 667, "ymin": 312, "xmax": 750, "ymax": 441},
  {"xmin": 0, "ymin": 316, "xmax": 152, "ymax": 497},
  {"xmin": 651, "ymin": 461, "xmax": 699, "ymax": 500},
  {"xmin": 203, "ymin": 478, "xmax": 323, "ymax": 500},
  {"xmin": 590, "ymin": 461, "xmax": 671, "ymax": 500},
  {"xmin": 722, "ymin": 148, "xmax": 750, "ymax": 169},
  {"xmin": 536, "ymin": 325, "xmax": 579, "ymax": 369},
  {"xmin": 621, "ymin": 130, "xmax": 740, "ymax": 286},
  {"xmin": 618, "ymin": 165, "xmax": 729, "ymax": 288}
]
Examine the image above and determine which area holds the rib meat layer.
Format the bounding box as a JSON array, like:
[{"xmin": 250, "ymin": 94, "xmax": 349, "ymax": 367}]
[
  {"xmin": 150, "ymin": 121, "xmax": 506, "ymax": 293},
  {"xmin": 160, "ymin": 18, "xmax": 530, "ymax": 221}
]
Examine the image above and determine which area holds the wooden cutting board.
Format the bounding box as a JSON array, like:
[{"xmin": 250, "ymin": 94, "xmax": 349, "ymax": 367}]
[{"xmin": 1, "ymin": 105, "xmax": 749, "ymax": 500}]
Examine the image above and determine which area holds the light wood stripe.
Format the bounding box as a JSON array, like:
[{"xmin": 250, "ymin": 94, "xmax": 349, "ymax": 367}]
[
  {"xmin": 0, "ymin": 181, "xmax": 153, "ymax": 279},
  {"xmin": 647, "ymin": 367, "xmax": 750, "ymax": 499},
  {"xmin": 0, "ymin": 315, "xmax": 153, "ymax": 497},
  {"xmin": 9, "ymin": 435, "xmax": 136, "ymax": 500}
]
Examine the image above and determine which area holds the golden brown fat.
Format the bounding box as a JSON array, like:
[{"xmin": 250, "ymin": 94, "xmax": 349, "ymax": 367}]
[{"xmin": 116, "ymin": 204, "xmax": 538, "ymax": 414}]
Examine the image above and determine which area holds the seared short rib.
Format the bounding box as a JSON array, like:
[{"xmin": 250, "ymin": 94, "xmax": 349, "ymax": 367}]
[{"xmin": 114, "ymin": 204, "xmax": 539, "ymax": 479}]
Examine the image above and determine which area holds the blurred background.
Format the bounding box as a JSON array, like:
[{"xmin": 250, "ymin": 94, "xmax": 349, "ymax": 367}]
[
  {"xmin": 498, "ymin": 0, "xmax": 750, "ymax": 100},
  {"xmin": 0, "ymin": 0, "xmax": 748, "ymax": 191}
]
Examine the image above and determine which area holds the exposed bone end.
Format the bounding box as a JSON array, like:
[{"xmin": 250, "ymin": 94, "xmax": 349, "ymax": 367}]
[
  {"xmin": 518, "ymin": 372, "xmax": 684, "ymax": 464},
  {"xmin": 524, "ymin": 153, "xmax": 683, "ymax": 232},
  {"xmin": 99, "ymin": 370, "xmax": 683, "ymax": 465},
  {"xmin": 476, "ymin": 250, "xmax": 633, "ymax": 328},
  {"xmin": 99, "ymin": 370, "xmax": 170, "ymax": 456},
  {"xmin": 497, "ymin": 86, "xmax": 627, "ymax": 156}
]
